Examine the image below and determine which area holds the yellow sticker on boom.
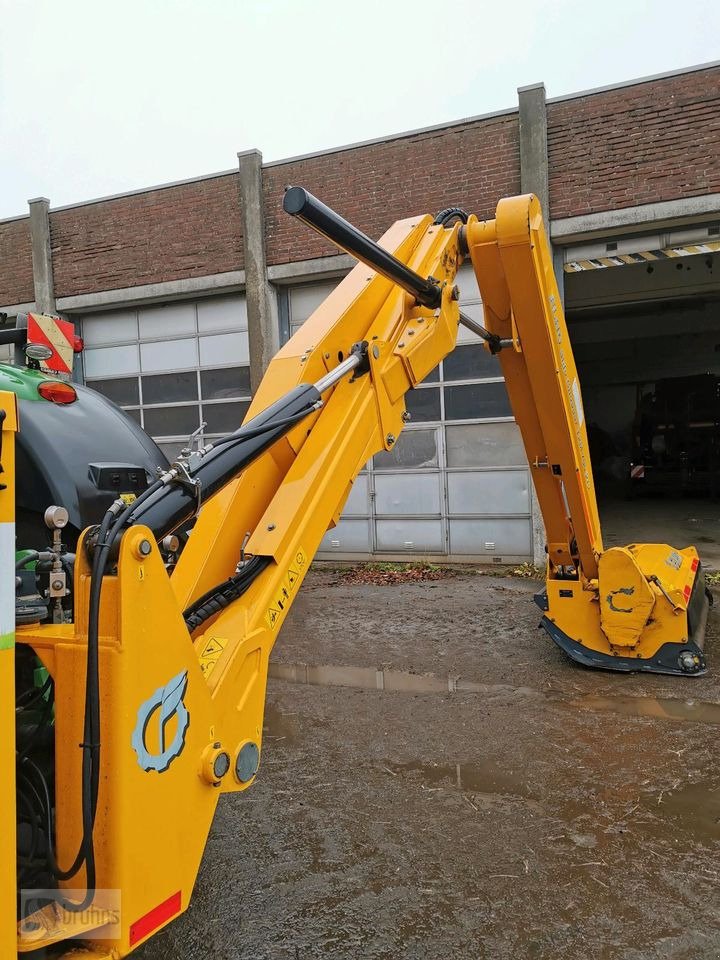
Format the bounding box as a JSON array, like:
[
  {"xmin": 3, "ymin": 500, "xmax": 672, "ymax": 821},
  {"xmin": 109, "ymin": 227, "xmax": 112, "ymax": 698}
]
[
  {"xmin": 265, "ymin": 547, "xmax": 307, "ymax": 630},
  {"xmin": 199, "ymin": 634, "xmax": 227, "ymax": 678}
]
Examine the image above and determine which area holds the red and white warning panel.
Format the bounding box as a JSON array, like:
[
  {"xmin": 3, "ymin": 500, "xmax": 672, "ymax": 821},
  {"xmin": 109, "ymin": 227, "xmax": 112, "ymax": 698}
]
[{"xmin": 27, "ymin": 313, "xmax": 82, "ymax": 375}]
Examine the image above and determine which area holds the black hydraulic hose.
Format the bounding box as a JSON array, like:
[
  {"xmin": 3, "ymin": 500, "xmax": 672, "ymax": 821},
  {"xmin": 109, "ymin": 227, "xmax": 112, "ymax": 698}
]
[
  {"xmin": 16, "ymin": 551, "xmax": 53, "ymax": 570},
  {"xmin": 208, "ymin": 405, "xmax": 318, "ymax": 451},
  {"xmin": 15, "ymin": 674, "xmax": 52, "ymax": 708},
  {"xmin": 19, "ymin": 756, "xmax": 84, "ymax": 892},
  {"xmin": 61, "ymin": 385, "xmax": 328, "ymax": 904},
  {"xmin": 183, "ymin": 555, "xmax": 271, "ymax": 633},
  {"xmin": 50, "ymin": 506, "xmax": 114, "ymax": 892},
  {"xmin": 123, "ymin": 384, "xmax": 321, "ymax": 544},
  {"xmin": 433, "ymin": 206, "xmax": 469, "ymax": 227},
  {"xmin": 57, "ymin": 478, "xmax": 164, "ymax": 909}
]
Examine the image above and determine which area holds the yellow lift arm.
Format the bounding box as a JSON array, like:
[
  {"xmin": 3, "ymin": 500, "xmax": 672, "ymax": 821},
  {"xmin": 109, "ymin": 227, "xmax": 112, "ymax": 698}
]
[
  {"xmin": 7, "ymin": 187, "xmax": 708, "ymax": 958},
  {"xmin": 463, "ymin": 195, "xmax": 708, "ymax": 675}
]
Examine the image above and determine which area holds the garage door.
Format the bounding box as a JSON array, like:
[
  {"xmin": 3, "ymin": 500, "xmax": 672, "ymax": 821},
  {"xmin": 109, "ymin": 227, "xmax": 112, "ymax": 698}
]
[
  {"xmin": 79, "ymin": 295, "xmax": 251, "ymax": 461},
  {"xmin": 283, "ymin": 267, "xmax": 533, "ymax": 561}
]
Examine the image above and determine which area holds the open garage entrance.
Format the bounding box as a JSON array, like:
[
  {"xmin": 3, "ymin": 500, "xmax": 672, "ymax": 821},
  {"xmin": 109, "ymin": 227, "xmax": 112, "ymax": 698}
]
[{"xmin": 563, "ymin": 223, "xmax": 720, "ymax": 568}]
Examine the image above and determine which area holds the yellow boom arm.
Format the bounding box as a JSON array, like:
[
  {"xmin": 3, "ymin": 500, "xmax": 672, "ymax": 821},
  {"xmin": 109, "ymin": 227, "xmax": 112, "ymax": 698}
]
[
  {"xmin": 14, "ymin": 202, "xmax": 465, "ymax": 957},
  {"xmin": 9, "ymin": 188, "xmax": 708, "ymax": 958}
]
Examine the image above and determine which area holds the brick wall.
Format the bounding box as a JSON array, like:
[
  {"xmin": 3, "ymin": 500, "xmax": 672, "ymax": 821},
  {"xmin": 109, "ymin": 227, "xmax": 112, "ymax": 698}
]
[
  {"xmin": 50, "ymin": 174, "xmax": 244, "ymax": 298},
  {"xmin": 548, "ymin": 66, "xmax": 720, "ymax": 219},
  {"xmin": 0, "ymin": 218, "xmax": 34, "ymax": 306},
  {"xmin": 4, "ymin": 66, "xmax": 719, "ymax": 304},
  {"xmin": 263, "ymin": 113, "xmax": 520, "ymax": 266}
]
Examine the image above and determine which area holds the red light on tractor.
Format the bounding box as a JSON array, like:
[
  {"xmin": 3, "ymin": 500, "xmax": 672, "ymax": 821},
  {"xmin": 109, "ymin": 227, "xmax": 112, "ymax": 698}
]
[
  {"xmin": 38, "ymin": 380, "xmax": 77, "ymax": 404},
  {"xmin": 72, "ymin": 335, "xmax": 84, "ymax": 353}
]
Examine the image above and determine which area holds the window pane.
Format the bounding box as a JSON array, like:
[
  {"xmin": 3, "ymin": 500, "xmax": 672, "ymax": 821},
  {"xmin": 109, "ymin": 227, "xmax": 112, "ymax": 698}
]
[
  {"xmin": 142, "ymin": 371, "xmax": 198, "ymax": 404},
  {"xmin": 446, "ymin": 422, "xmax": 526, "ymax": 467},
  {"xmin": 202, "ymin": 401, "xmax": 251, "ymax": 434},
  {"xmin": 143, "ymin": 405, "xmax": 201, "ymax": 438},
  {"xmin": 157, "ymin": 441, "xmax": 184, "ymax": 462},
  {"xmin": 375, "ymin": 519, "xmax": 443, "ymax": 552},
  {"xmin": 87, "ymin": 377, "xmax": 139, "ymax": 406},
  {"xmin": 197, "ymin": 296, "xmax": 248, "ymax": 333},
  {"xmin": 290, "ymin": 281, "xmax": 338, "ymax": 326},
  {"xmin": 422, "ymin": 364, "xmax": 440, "ymax": 384},
  {"xmin": 374, "ymin": 474, "xmax": 441, "ymax": 515},
  {"xmin": 140, "ymin": 338, "xmax": 198, "ymax": 373},
  {"xmin": 447, "ymin": 471, "xmax": 529, "ymax": 515},
  {"xmin": 405, "ymin": 388, "xmax": 441, "ymax": 423},
  {"xmin": 444, "ymin": 382, "xmax": 511, "ymax": 421},
  {"xmin": 454, "ymin": 263, "xmax": 481, "ymax": 301},
  {"xmin": 342, "ymin": 475, "xmax": 368, "ymax": 516},
  {"xmin": 82, "ymin": 310, "xmax": 137, "ymax": 346},
  {"xmin": 138, "ymin": 302, "xmax": 196, "ymax": 340},
  {"xmin": 199, "ymin": 332, "xmax": 249, "ymax": 367},
  {"xmin": 124, "ymin": 408, "xmax": 142, "ymax": 425},
  {"xmin": 84, "ymin": 344, "xmax": 139, "ymax": 378},
  {"xmin": 449, "ymin": 518, "xmax": 531, "ymax": 556},
  {"xmin": 456, "ymin": 302, "xmax": 485, "ymax": 345},
  {"xmin": 443, "ymin": 344, "xmax": 500, "ymax": 381},
  {"xmin": 374, "ymin": 429, "xmax": 438, "ymax": 470},
  {"xmin": 200, "ymin": 366, "xmax": 251, "ymax": 400}
]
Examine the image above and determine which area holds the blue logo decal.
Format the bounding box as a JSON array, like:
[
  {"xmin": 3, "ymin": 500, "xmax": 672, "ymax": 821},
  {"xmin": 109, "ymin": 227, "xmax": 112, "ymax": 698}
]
[{"xmin": 131, "ymin": 670, "xmax": 190, "ymax": 773}]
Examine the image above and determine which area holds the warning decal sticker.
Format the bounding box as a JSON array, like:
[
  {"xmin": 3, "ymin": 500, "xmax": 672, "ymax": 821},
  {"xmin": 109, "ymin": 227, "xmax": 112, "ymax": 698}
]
[
  {"xmin": 265, "ymin": 547, "xmax": 308, "ymax": 631},
  {"xmin": 199, "ymin": 634, "xmax": 227, "ymax": 678}
]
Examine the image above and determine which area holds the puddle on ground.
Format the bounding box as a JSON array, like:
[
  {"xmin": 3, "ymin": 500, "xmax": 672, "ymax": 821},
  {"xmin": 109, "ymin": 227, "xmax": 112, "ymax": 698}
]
[
  {"xmin": 385, "ymin": 759, "xmax": 534, "ymax": 799},
  {"xmin": 567, "ymin": 694, "xmax": 720, "ymax": 726},
  {"xmin": 270, "ymin": 660, "xmax": 720, "ymax": 727},
  {"xmin": 639, "ymin": 780, "xmax": 720, "ymax": 841},
  {"xmin": 270, "ymin": 661, "xmax": 537, "ymax": 698}
]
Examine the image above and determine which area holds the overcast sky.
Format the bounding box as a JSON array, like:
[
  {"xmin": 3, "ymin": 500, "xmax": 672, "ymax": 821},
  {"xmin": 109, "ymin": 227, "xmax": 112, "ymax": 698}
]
[{"xmin": 1, "ymin": 0, "xmax": 718, "ymax": 218}]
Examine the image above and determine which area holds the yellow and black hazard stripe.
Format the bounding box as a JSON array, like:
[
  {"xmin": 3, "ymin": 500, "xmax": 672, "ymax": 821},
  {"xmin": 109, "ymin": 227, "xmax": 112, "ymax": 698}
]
[{"xmin": 564, "ymin": 239, "xmax": 720, "ymax": 273}]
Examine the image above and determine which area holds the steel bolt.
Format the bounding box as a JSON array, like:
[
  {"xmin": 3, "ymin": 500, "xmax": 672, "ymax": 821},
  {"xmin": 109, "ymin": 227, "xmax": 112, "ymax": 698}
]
[
  {"xmin": 372, "ymin": 345, "xmax": 380, "ymax": 359},
  {"xmin": 386, "ymin": 434, "xmax": 396, "ymax": 446},
  {"xmin": 679, "ymin": 650, "xmax": 699, "ymax": 671},
  {"xmin": 401, "ymin": 412, "xmax": 411, "ymax": 423},
  {"xmin": 138, "ymin": 539, "xmax": 152, "ymax": 556},
  {"xmin": 451, "ymin": 285, "xmax": 460, "ymax": 301},
  {"xmin": 267, "ymin": 523, "xmax": 276, "ymax": 531},
  {"xmin": 162, "ymin": 534, "xmax": 180, "ymax": 553}
]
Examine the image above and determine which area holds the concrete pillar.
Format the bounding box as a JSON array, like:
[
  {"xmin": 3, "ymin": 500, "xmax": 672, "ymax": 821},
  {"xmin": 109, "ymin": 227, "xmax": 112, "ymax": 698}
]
[
  {"xmin": 518, "ymin": 83, "xmax": 549, "ymax": 222},
  {"xmin": 518, "ymin": 83, "xmax": 552, "ymax": 568},
  {"xmin": 237, "ymin": 150, "xmax": 278, "ymax": 393},
  {"xmin": 28, "ymin": 197, "xmax": 56, "ymax": 314}
]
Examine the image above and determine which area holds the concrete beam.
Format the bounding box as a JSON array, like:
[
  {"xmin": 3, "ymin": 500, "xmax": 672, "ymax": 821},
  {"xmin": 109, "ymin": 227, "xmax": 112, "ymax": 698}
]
[
  {"xmin": 268, "ymin": 253, "xmax": 355, "ymax": 283},
  {"xmin": 56, "ymin": 270, "xmax": 246, "ymax": 313},
  {"xmin": 0, "ymin": 301, "xmax": 35, "ymax": 320},
  {"xmin": 518, "ymin": 83, "xmax": 549, "ymax": 223},
  {"xmin": 28, "ymin": 197, "xmax": 55, "ymax": 314},
  {"xmin": 551, "ymin": 193, "xmax": 720, "ymax": 244},
  {"xmin": 238, "ymin": 149, "xmax": 277, "ymax": 393}
]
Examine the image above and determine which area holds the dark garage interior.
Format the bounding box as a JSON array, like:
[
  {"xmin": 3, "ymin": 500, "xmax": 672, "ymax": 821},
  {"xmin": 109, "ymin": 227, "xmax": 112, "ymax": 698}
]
[{"xmin": 565, "ymin": 233, "xmax": 720, "ymax": 566}]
